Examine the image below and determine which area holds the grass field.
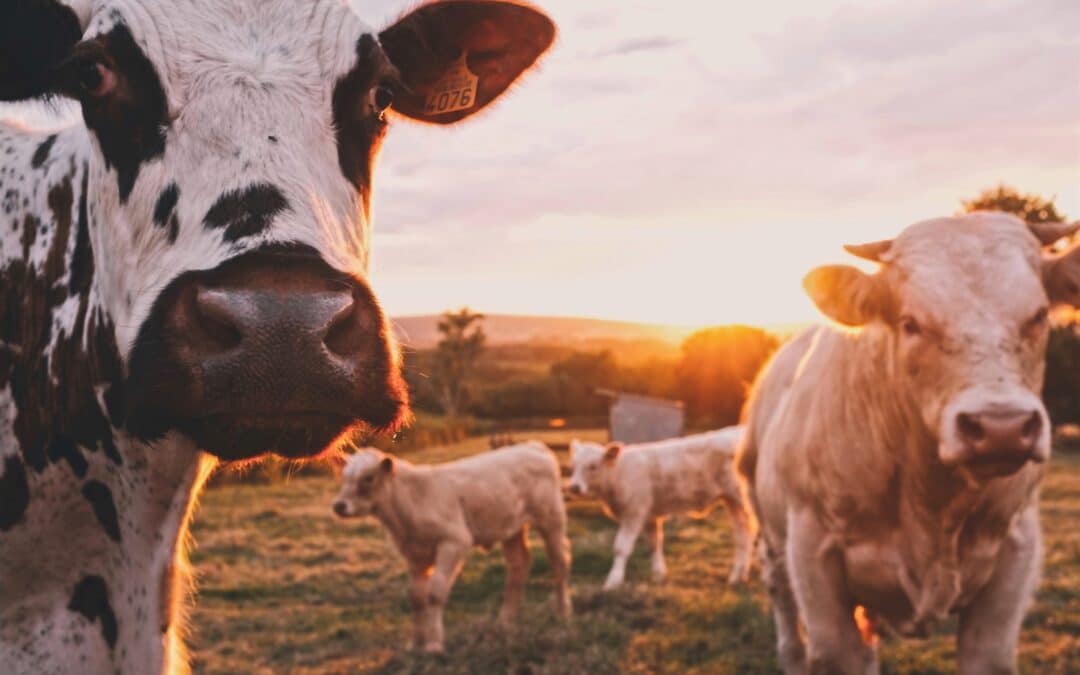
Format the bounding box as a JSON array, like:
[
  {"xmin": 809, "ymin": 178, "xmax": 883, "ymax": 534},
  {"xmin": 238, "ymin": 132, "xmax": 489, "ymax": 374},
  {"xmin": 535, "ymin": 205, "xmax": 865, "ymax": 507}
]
[{"xmin": 187, "ymin": 433, "xmax": 1080, "ymax": 674}]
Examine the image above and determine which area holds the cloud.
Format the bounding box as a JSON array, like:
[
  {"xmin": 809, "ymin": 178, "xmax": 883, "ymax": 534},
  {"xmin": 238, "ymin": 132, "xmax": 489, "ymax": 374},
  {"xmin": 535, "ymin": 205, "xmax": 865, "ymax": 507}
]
[{"xmin": 594, "ymin": 36, "xmax": 683, "ymax": 58}]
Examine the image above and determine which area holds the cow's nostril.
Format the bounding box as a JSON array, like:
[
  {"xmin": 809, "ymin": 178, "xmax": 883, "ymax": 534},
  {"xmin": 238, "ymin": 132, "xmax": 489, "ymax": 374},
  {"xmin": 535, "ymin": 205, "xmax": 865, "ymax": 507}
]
[
  {"xmin": 1020, "ymin": 412, "xmax": 1041, "ymax": 442},
  {"xmin": 194, "ymin": 288, "xmax": 244, "ymax": 344},
  {"xmin": 177, "ymin": 285, "xmax": 243, "ymax": 353},
  {"xmin": 324, "ymin": 294, "xmax": 373, "ymax": 358},
  {"xmin": 333, "ymin": 501, "xmax": 347, "ymax": 517},
  {"xmin": 956, "ymin": 413, "xmax": 985, "ymax": 444}
]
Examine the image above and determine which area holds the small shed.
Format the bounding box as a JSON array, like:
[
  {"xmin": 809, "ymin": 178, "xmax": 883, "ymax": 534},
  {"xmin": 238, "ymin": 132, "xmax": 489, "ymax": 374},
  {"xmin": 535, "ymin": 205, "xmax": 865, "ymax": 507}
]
[{"xmin": 596, "ymin": 390, "xmax": 685, "ymax": 444}]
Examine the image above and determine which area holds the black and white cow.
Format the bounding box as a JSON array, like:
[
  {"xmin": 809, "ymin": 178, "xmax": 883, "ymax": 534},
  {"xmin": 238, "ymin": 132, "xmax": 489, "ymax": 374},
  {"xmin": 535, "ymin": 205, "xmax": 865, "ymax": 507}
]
[{"xmin": 0, "ymin": 1, "xmax": 554, "ymax": 672}]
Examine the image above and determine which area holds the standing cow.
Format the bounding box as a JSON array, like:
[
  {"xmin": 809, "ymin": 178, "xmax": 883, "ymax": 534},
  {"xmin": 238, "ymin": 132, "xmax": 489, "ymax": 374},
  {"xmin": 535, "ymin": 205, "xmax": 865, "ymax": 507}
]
[
  {"xmin": 568, "ymin": 427, "xmax": 754, "ymax": 589},
  {"xmin": 332, "ymin": 444, "xmax": 572, "ymax": 653},
  {"xmin": 738, "ymin": 213, "xmax": 1080, "ymax": 674},
  {"xmin": 0, "ymin": 1, "xmax": 554, "ymax": 672}
]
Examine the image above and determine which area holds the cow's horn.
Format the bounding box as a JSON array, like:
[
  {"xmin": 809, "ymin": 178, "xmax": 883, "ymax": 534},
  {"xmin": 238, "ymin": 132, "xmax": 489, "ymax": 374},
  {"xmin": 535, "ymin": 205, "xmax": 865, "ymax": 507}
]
[
  {"xmin": 1029, "ymin": 220, "xmax": 1080, "ymax": 247},
  {"xmin": 843, "ymin": 239, "xmax": 893, "ymax": 263}
]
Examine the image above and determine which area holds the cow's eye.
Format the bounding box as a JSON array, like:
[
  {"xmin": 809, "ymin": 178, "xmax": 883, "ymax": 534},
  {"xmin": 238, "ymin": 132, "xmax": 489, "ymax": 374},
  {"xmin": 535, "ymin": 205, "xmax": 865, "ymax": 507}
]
[
  {"xmin": 371, "ymin": 85, "xmax": 394, "ymax": 117},
  {"xmin": 899, "ymin": 315, "xmax": 921, "ymax": 337},
  {"xmin": 72, "ymin": 55, "xmax": 116, "ymax": 99},
  {"xmin": 1025, "ymin": 307, "xmax": 1049, "ymax": 333}
]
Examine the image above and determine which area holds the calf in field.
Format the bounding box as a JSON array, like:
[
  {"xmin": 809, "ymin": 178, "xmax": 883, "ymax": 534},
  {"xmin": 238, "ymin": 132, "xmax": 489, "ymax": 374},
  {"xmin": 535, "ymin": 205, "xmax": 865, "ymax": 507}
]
[
  {"xmin": 568, "ymin": 427, "xmax": 754, "ymax": 589},
  {"xmin": 332, "ymin": 443, "xmax": 573, "ymax": 653},
  {"xmin": 738, "ymin": 213, "xmax": 1080, "ymax": 674},
  {"xmin": 0, "ymin": 1, "xmax": 553, "ymax": 672}
]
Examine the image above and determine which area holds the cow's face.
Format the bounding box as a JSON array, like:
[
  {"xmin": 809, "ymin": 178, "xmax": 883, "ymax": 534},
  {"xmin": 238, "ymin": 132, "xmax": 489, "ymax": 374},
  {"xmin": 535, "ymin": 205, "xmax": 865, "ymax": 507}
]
[
  {"xmin": 332, "ymin": 448, "xmax": 393, "ymax": 518},
  {"xmin": 567, "ymin": 440, "xmax": 620, "ymax": 496},
  {"xmin": 805, "ymin": 213, "xmax": 1080, "ymax": 479},
  {"xmin": 6, "ymin": 0, "xmax": 554, "ymax": 459}
]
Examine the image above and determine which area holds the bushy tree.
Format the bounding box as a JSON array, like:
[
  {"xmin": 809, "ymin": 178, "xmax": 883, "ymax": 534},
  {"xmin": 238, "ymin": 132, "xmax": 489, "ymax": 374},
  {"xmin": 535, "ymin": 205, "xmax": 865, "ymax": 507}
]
[
  {"xmin": 676, "ymin": 326, "xmax": 780, "ymax": 428},
  {"xmin": 550, "ymin": 350, "xmax": 619, "ymax": 415},
  {"xmin": 431, "ymin": 308, "xmax": 486, "ymax": 417},
  {"xmin": 960, "ymin": 184, "xmax": 1065, "ymax": 225},
  {"xmin": 1044, "ymin": 324, "xmax": 1080, "ymax": 425}
]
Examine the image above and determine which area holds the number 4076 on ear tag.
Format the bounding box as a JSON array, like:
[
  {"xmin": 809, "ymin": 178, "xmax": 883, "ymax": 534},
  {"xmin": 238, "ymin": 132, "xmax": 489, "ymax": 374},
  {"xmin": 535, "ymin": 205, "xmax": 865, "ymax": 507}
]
[{"xmin": 424, "ymin": 53, "xmax": 479, "ymax": 115}]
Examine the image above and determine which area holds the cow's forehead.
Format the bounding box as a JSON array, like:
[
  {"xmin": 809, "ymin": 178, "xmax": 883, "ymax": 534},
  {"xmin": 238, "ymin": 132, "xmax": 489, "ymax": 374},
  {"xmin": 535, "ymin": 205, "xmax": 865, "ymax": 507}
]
[
  {"xmin": 85, "ymin": 0, "xmax": 375, "ymax": 97},
  {"xmin": 888, "ymin": 214, "xmax": 1046, "ymax": 319},
  {"xmin": 343, "ymin": 449, "xmax": 383, "ymax": 478},
  {"xmin": 571, "ymin": 442, "xmax": 604, "ymax": 463}
]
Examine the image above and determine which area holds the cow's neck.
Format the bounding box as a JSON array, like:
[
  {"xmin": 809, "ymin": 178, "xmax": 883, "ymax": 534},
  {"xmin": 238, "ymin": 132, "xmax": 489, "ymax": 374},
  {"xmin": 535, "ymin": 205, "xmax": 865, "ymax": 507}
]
[{"xmin": 1, "ymin": 122, "xmax": 210, "ymax": 674}]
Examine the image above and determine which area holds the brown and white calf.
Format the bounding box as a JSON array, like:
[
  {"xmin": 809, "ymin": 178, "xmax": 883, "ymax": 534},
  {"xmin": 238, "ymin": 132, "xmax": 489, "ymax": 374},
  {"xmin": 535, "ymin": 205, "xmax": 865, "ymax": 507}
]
[
  {"xmin": 737, "ymin": 213, "xmax": 1080, "ymax": 674},
  {"xmin": 568, "ymin": 427, "xmax": 754, "ymax": 590},
  {"xmin": 332, "ymin": 443, "xmax": 573, "ymax": 653},
  {"xmin": 0, "ymin": 1, "xmax": 553, "ymax": 672}
]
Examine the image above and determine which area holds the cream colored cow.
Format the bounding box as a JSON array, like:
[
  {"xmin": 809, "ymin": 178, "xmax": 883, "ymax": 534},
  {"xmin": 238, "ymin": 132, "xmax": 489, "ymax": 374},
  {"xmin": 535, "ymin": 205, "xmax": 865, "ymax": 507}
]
[
  {"xmin": 738, "ymin": 213, "xmax": 1080, "ymax": 674},
  {"xmin": 568, "ymin": 427, "xmax": 754, "ymax": 589},
  {"xmin": 332, "ymin": 443, "xmax": 572, "ymax": 653}
]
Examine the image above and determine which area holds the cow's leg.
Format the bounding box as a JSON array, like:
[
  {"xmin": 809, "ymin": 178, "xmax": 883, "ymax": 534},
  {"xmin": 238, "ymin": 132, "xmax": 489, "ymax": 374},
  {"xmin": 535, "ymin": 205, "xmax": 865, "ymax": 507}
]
[
  {"xmin": 723, "ymin": 495, "xmax": 755, "ymax": 585},
  {"xmin": 787, "ymin": 510, "xmax": 878, "ymax": 675},
  {"xmin": 407, "ymin": 564, "xmax": 433, "ymax": 650},
  {"xmin": 762, "ymin": 537, "xmax": 807, "ymax": 675},
  {"xmin": 604, "ymin": 513, "xmax": 646, "ymax": 590},
  {"xmin": 423, "ymin": 541, "xmax": 467, "ymax": 653},
  {"xmin": 957, "ymin": 505, "xmax": 1041, "ymax": 675},
  {"xmin": 499, "ymin": 527, "xmax": 532, "ymax": 625},
  {"xmin": 536, "ymin": 518, "xmax": 573, "ymax": 618},
  {"xmin": 644, "ymin": 517, "xmax": 667, "ymax": 583}
]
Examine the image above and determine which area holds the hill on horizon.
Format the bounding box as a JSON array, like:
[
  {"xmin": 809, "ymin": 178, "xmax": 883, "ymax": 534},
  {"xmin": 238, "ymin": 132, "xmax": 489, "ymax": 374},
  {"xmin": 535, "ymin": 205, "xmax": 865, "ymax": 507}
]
[{"xmin": 390, "ymin": 314, "xmax": 699, "ymax": 350}]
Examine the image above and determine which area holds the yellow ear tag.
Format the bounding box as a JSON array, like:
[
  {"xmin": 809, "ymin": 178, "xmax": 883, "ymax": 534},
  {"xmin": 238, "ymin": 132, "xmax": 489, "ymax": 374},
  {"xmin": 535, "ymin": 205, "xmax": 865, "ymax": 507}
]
[{"xmin": 424, "ymin": 53, "xmax": 479, "ymax": 116}]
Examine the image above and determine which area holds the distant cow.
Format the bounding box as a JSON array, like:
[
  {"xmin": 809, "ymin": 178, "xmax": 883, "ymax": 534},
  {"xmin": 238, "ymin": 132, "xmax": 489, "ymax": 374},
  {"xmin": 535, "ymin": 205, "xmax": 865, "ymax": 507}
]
[
  {"xmin": 738, "ymin": 213, "xmax": 1080, "ymax": 674},
  {"xmin": 0, "ymin": 1, "xmax": 553, "ymax": 672},
  {"xmin": 332, "ymin": 443, "xmax": 572, "ymax": 653},
  {"xmin": 568, "ymin": 427, "xmax": 754, "ymax": 589}
]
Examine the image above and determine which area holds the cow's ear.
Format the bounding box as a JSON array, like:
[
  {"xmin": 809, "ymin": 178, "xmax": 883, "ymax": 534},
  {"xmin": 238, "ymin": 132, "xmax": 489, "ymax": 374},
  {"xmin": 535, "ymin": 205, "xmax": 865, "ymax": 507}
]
[
  {"xmin": 0, "ymin": 0, "xmax": 89, "ymax": 101},
  {"xmin": 1044, "ymin": 244, "xmax": 1080, "ymax": 307},
  {"xmin": 804, "ymin": 265, "xmax": 891, "ymax": 327},
  {"xmin": 380, "ymin": 456, "xmax": 395, "ymax": 474},
  {"xmin": 603, "ymin": 443, "xmax": 622, "ymax": 463},
  {"xmin": 379, "ymin": 0, "xmax": 555, "ymax": 125}
]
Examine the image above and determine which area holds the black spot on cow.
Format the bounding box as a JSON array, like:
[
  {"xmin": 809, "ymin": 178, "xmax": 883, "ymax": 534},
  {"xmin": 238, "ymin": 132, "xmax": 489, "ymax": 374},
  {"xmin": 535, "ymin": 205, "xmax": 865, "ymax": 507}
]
[
  {"xmin": 332, "ymin": 34, "xmax": 387, "ymax": 207},
  {"xmin": 2, "ymin": 188, "xmax": 17, "ymax": 214},
  {"xmin": 31, "ymin": 134, "xmax": 57, "ymax": 168},
  {"xmin": 0, "ymin": 1, "xmax": 83, "ymax": 100},
  {"xmin": 20, "ymin": 213, "xmax": 40, "ymax": 259},
  {"xmin": 47, "ymin": 434, "xmax": 88, "ymax": 478},
  {"xmin": 153, "ymin": 182, "xmax": 180, "ymax": 243},
  {"xmin": 68, "ymin": 575, "xmax": 118, "ymax": 649},
  {"xmin": 203, "ymin": 183, "xmax": 289, "ymax": 242},
  {"xmin": 82, "ymin": 480, "xmax": 121, "ymax": 542},
  {"xmin": 69, "ymin": 168, "xmax": 93, "ymax": 295},
  {"xmin": 76, "ymin": 24, "xmax": 169, "ymax": 202},
  {"xmin": 46, "ymin": 175, "xmax": 74, "ymax": 286},
  {"xmin": 0, "ymin": 456, "xmax": 30, "ymax": 530}
]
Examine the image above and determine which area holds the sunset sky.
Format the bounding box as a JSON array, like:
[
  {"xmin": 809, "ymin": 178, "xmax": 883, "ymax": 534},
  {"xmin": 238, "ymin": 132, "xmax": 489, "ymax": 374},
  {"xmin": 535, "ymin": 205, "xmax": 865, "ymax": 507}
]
[{"xmin": 5, "ymin": 0, "xmax": 1078, "ymax": 328}]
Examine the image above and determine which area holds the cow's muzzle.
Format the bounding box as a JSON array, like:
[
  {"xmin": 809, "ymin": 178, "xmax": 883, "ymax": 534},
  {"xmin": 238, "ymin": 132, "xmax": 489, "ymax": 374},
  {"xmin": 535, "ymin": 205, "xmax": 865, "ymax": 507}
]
[
  {"xmin": 941, "ymin": 393, "xmax": 1049, "ymax": 478},
  {"xmin": 125, "ymin": 245, "xmax": 408, "ymax": 460}
]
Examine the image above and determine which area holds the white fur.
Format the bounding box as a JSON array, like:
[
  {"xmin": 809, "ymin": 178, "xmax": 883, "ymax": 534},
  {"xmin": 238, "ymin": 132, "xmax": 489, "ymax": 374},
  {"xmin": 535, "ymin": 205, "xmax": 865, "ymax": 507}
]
[{"xmin": 568, "ymin": 427, "xmax": 754, "ymax": 589}]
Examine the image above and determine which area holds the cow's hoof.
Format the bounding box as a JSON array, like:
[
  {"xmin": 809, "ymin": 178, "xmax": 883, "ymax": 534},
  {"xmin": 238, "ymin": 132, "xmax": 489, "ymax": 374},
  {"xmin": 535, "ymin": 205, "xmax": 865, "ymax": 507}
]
[
  {"xmin": 602, "ymin": 580, "xmax": 623, "ymax": 591},
  {"xmin": 422, "ymin": 642, "xmax": 445, "ymax": 654}
]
